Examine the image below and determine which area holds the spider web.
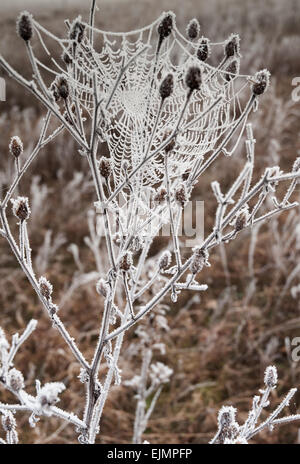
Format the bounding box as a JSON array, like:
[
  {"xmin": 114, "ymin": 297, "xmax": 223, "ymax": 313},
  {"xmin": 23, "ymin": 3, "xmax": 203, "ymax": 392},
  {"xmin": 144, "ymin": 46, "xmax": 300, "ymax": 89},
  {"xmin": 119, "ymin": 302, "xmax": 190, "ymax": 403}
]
[{"xmin": 31, "ymin": 12, "xmax": 254, "ymax": 240}]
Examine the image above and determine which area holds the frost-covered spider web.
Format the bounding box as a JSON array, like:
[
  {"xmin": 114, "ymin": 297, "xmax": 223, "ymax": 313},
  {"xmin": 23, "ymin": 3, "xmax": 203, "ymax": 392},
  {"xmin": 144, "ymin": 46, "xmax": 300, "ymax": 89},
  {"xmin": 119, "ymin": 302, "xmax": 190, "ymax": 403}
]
[{"xmin": 32, "ymin": 11, "xmax": 253, "ymax": 193}]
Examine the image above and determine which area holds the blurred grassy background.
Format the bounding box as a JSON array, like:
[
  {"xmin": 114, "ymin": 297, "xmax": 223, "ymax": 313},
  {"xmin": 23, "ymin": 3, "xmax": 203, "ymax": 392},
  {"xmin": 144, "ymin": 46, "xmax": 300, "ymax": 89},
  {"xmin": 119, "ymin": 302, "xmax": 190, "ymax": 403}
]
[{"xmin": 0, "ymin": 0, "xmax": 300, "ymax": 444}]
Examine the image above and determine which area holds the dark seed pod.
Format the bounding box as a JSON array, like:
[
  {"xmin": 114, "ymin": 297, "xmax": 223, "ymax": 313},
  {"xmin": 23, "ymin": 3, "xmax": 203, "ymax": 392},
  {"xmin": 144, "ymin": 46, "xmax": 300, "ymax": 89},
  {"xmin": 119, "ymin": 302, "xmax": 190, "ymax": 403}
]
[
  {"xmin": 197, "ymin": 38, "xmax": 210, "ymax": 62},
  {"xmin": 175, "ymin": 184, "xmax": 188, "ymax": 208},
  {"xmin": 154, "ymin": 187, "xmax": 167, "ymax": 205},
  {"xmin": 158, "ymin": 250, "xmax": 171, "ymax": 271},
  {"xmin": 56, "ymin": 76, "xmax": 69, "ymax": 100},
  {"xmin": 252, "ymin": 69, "xmax": 270, "ymax": 96},
  {"xmin": 224, "ymin": 33, "xmax": 240, "ymax": 58},
  {"xmin": 9, "ymin": 136, "xmax": 23, "ymax": 158},
  {"xmin": 235, "ymin": 209, "xmax": 248, "ymax": 231},
  {"xmin": 39, "ymin": 277, "xmax": 53, "ymax": 300},
  {"xmin": 185, "ymin": 66, "xmax": 202, "ymax": 92},
  {"xmin": 159, "ymin": 74, "xmax": 174, "ymax": 100},
  {"xmin": 186, "ymin": 18, "xmax": 200, "ymax": 41},
  {"xmin": 119, "ymin": 252, "xmax": 132, "ymax": 272},
  {"xmin": 69, "ymin": 18, "xmax": 85, "ymax": 43},
  {"xmin": 225, "ymin": 60, "xmax": 239, "ymax": 82},
  {"xmin": 7, "ymin": 368, "xmax": 24, "ymax": 392},
  {"xmin": 157, "ymin": 13, "xmax": 173, "ymax": 41},
  {"xmin": 99, "ymin": 157, "xmax": 111, "ymax": 179},
  {"xmin": 17, "ymin": 11, "xmax": 33, "ymax": 42},
  {"xmin": 190, "ymin": 247, "xmax": 209, "ymax": 275},
  {"xmin": 11, "ymin": 197, "xmax": 30, "ymax": 222}
]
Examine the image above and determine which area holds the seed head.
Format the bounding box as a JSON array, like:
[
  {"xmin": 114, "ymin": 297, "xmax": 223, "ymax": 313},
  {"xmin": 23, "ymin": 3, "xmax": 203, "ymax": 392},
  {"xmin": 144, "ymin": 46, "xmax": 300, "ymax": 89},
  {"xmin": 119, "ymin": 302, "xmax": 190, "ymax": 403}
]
[
  {"xmin": 159, "ymin": 74, "xmax": 174, "ymax": 100},
  {"xmin": 235, "ymin": 208, "xmax": 249, "ymax": 232},
  {"xmin": 157, "ymin": 13, "xmax": 173, "ymax": 41},
  {"xmin": 158, "ymin": 250, "xmax": 171, "ymax": 271},
  {"xmin": 185, "ymin": 66, "xmax": 202, "ymax": 92},
  {"xmin": 69, "ymin": 17, "xmax": 85, "ymax": 43},
  {"xmin": 197, "ymin": 38, "xmax": 210, "ymax": 62},
  {"xmin": 264, "ymin": 365, "xmax": 278, "ymax": 389},
  {"xmin": 39, "ymin": 276, "xmax": 53, "ymax": 301},
  {"xmin": 175, "ymin": 183, "xmax": 188, "ymax": 208},
  {"xmin": 7, "ymin": 368, "xmax": 24, "ymax": 392},
  {"xmin": 154, "ymin": 187, "xmax": 167, "ymax": 205},
  {"xmin": 251, "ymin": 69, "xmax": 270, "ymax": 96},
  {"xmin": 99, "ymin": 157, "xmax": 111, "ymax": 179},
  {"xmin": 190, "ymin": 247, "xmax": 210, "ymax": 275},
  {"xmin": 186, "ymin": 18, "xmax": 200, "ymax": 41},
  {"xmin": 225, "ymin": 60, "xmax": 239, "ymax": 82},
  {"xmin": 218, "ymin": 406, "xmax": 237, "ymax": 428},
  {"xmin": 9, "ymin": 136, "xmax": 23, "ymax": 159},
  {"xmin": 224, "ymin": 33, "xmax": 240, "ymax": 58},
  {"xmin": 56, "ymin": 76, "xmax": 69, "ymax": 100},
  {"xmin": 120, "ymin": 252, "xmax": 133, "ymax": 272},
  {"xmin": 96, "ymin": 278, "xmax": 109, "ymax": 298},
  {"xmin": 1, "ymin": 411, "xmax": 16, "ymax": 432},
  {"xmin": 17, "ymin": 11, "xmax": 33, "ymax": 42},
  {"xmin": 11, "ymin": 196, "xmax": 30, "ymax": 222}
]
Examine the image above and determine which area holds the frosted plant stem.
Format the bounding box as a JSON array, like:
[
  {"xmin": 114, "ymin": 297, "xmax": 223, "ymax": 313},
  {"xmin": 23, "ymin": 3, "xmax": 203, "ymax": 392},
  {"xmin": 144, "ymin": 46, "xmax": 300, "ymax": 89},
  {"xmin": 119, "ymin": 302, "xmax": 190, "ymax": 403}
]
[
  {"xmin": 165, "ymin": 154, "xmax": 182, "ymax": 270},
  {"xmin": 133, "ymin": 348, "xmax": 152, "ymax": 444},
  {"xmin": 0, "ymin": 207, "xmax": 89, "ymax": 371},
  {"xmin": 0, "ymin": 56, "xmax": 89, "ymax": 150}
]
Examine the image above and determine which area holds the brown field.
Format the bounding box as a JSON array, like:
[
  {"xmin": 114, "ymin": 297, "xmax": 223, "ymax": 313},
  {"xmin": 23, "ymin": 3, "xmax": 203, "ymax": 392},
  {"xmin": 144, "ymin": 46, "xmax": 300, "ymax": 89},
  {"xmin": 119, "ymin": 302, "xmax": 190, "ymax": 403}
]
[{"xmin": 0, "ymin": 0, "xmax": 300, "ymax": 444}]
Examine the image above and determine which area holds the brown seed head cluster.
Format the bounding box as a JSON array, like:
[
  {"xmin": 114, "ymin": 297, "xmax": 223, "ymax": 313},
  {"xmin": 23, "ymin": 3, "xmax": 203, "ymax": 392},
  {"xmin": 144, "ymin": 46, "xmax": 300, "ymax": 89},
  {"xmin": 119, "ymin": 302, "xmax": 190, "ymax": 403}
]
[
  {"xmin": 185, "ymin": 66, "xmax": 202, "ymax": 92},
  {"xmin": 235, "ymin": 208, "xmax": 248, "ymax": 231},
  {"xmin": 157, "ymin": 13, "xmax": 173, "ymax": 41},
  {"xmin": 120, "ymin": 252, "xmax": 133, "ymax": 272},
  {"xmin": 252, "ymin": 69, "xmax": 270, "ymax": 96},
  {"xmin": 11, "ymin": 197, "xmax": 30, "ymax": 222},
  {"xmin": 56, "ymin": 76, "xmax": 69, "ymax": 100},
  {"xmin": 17, "ymin": 11, "xmax": 33, "ymax": 42},
  {"xmin": 224, "ymin": 34, "xmax": 240, "ymax": 58},
  {"xmin": 99, "ymin": 157, "xmax": 111, "ymax": 179},
  {"xmin": 69, "ymin": 18, "xmax": 85, "ymax": 43},
  {"xmin": 7, "ymin": 368, "xmax": 25, "ymax": 392},
  {"xmin": 158, "ymin": 250, "xmax": 171, "ymax": 271},
  {"xmin": 9, "ymin": 136, "xmax": 23, "ymax": 158},
  {"xmin": 159, "ymin": 74, "xmax": 174, "ymax": 100},
  {"xmin": 197, "ymin": 38, "xmax": 210, "ymax": 62},
  {"xmin": 39, "ymin": 276, "xmax": 53, "ymax": 301},
  {"xmin": 190, "ymin": 247, "xmax": 209, "ymax": 275},
  {"xmin": 175, "ymin": 184, "xmax": 188, "ymax": 208},
  {"xmin": 186, "ymin": 18, "xmax": 200, "ymax": 41}
]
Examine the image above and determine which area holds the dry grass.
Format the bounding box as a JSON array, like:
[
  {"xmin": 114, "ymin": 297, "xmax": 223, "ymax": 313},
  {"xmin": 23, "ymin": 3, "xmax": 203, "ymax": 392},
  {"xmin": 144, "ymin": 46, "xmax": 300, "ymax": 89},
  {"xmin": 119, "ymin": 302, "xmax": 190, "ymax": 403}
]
[{"xmin": 0, "ymin": 0, "xmax": 300, "ymax": 444}]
